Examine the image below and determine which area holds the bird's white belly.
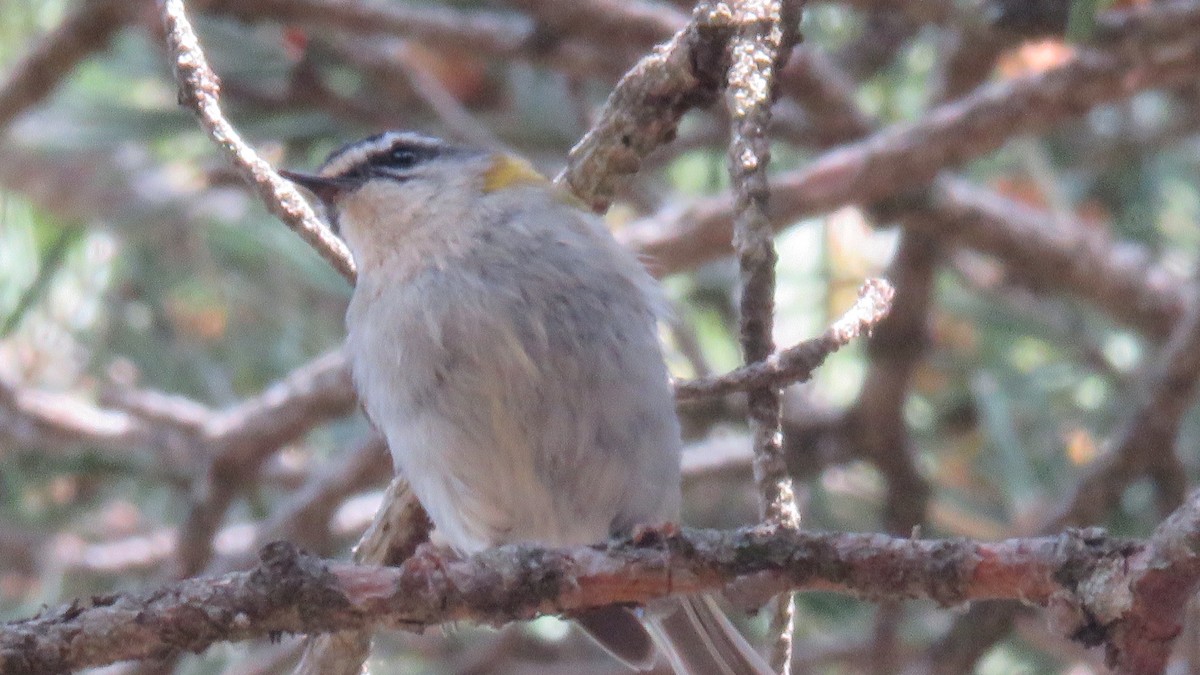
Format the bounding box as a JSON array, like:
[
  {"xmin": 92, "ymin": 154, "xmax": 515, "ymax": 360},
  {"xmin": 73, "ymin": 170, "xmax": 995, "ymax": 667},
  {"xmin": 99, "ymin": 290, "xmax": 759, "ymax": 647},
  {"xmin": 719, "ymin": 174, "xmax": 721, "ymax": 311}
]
[{"xmin": 391, "ymin": 413, "xmax": 617, "ymax": 553}]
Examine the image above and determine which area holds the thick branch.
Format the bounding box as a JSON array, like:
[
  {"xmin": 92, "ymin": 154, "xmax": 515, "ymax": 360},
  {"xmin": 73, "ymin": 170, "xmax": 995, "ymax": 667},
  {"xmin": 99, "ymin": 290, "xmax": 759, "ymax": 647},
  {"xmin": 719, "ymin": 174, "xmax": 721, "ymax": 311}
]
[
  {"xmin": 556, "ymin": 1, "xmax": 740, "ymax": 211},
  {"xmin": 0, "ymin": 525, "xmax": 1159, "ymax": 674},
  {"xmin": 1108, "ymin": 489, "xmax": 1200, "ymax": 672}
]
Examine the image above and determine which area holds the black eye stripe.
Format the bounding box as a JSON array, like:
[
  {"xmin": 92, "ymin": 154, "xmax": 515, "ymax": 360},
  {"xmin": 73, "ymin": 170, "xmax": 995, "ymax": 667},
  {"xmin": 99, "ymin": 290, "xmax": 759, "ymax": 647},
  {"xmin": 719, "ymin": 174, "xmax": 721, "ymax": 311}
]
[
  {"xmin": 317, "ymin": 132, "xmax": 471, "ymax": 181},
  {"xmin": 369, "ymin": 143, "xmax": 442, "ymax": 171}
]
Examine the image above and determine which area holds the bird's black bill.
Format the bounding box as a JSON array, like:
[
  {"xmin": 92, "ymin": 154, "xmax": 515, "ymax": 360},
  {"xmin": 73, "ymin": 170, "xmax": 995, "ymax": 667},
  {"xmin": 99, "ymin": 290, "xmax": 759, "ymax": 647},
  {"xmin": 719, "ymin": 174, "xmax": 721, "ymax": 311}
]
[{"xmin": 278, "ymin": 169, "xmax": 359, "ymax": 205}]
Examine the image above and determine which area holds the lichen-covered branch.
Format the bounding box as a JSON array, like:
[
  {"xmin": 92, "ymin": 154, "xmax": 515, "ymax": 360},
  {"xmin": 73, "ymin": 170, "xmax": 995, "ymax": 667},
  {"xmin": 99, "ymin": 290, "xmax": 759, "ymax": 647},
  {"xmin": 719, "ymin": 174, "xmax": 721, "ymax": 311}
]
[
  {"xmin": 557, "ymin": 1, "xmax": 741, "ymax": 211},
  {"xmin": 1107, "ymin": 489, "xmax": 1200, "ymax": 672},
  {"xmin": 724, "ymin": 0, "xmax": 802, "ymax": 525},
  {"xmin": 722, "ymin": 1, "xmax": 804, "ymax": 670},
  {"xmin": 5, "ymin": 519, "xmax": 1193, "ymax": 674}
]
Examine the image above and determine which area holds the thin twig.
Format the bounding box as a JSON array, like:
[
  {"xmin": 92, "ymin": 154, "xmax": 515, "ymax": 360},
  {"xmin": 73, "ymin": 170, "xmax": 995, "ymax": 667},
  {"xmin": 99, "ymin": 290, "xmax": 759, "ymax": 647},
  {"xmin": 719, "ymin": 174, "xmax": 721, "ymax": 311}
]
[
  {"xmin": 676, "ymin": 279, "xmax": 894, "ymax": 401},
  {"xmin": 722, "ymin": 1, "xmax": 804, "ymax": 670},
  {"xmin": 159, "ymin": 0, "xmax": 356, "ymax": 282}
]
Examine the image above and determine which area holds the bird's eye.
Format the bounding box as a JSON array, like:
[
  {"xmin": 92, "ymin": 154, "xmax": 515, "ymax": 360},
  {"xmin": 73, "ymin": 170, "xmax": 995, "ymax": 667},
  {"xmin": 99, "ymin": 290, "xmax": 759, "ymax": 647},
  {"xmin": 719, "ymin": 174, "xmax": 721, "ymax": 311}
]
[{"xmin": 389, "ymin": 148, "xmax": 420, "ymax": 168}]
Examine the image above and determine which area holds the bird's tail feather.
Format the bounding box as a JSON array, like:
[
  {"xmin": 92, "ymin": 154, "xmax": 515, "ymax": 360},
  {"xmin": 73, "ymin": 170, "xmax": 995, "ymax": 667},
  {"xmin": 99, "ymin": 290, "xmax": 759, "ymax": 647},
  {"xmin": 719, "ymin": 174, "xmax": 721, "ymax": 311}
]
[
  {"xmin": 647, "ymin": 594, "xmax": 775, "ymax": 675},
  {"xmin": 575, "ymin": 605, "xmax": 657, "ymax": 671}
]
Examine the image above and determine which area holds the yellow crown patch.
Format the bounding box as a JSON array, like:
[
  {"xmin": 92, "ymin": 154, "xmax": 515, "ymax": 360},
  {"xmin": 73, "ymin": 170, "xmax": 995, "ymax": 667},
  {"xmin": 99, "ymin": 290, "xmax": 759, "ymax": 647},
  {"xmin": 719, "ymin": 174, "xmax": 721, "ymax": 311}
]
[{"xmin": 482, "ymin": 154, "xmax": 547, "ymax": 193}]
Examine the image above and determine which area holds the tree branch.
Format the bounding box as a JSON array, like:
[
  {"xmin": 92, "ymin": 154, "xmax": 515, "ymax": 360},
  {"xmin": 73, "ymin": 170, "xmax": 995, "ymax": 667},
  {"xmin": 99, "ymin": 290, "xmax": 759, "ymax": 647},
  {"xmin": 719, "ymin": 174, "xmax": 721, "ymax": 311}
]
[
  {"xmin": 0, "ymin": 0, "xmax": 141, "ymax": 135},
  {"xmin": 923, "ymin": 177, "xmax": 1185, "ymax": 341},
  {"xmin": 675, "ymin": 278, "xmax": 894, "ymax": 400},
  {"xmin": 556, "ymin": 0, "xmax": 742, "ymax": 211},
  {"xmin": 3, "ymin": 519, "xmax": 1187, "ymax": 674},
  {"xmin": 723, "ymin": 2, "xmax": 804, "ymax": 668},
  {"xmin": 626, "ymin": 8, "xmax": 1200, "ymax": 274},
  {"xmin": 159, "ymin": 0, "xmax": 356, "ymax": 282},
  {"xmin": 1108, "ymin": 488, "xmax": 1200, "ymax": 672}
]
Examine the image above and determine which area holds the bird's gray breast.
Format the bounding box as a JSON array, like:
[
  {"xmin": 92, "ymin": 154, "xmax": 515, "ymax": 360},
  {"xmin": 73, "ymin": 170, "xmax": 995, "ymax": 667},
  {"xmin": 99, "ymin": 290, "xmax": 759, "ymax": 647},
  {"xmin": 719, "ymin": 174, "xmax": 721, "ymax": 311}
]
[{"xmin": 348, "ymin": 201, "xmax": 682, "ymax": 551}]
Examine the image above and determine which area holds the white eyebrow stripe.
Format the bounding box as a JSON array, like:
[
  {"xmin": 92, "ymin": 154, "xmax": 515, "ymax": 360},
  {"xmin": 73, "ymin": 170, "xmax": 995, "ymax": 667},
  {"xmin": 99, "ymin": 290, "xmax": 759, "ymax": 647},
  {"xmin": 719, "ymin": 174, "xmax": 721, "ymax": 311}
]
[{"xmin": 318, "ymin": 132, "xmax": 448, "ymax": 178}]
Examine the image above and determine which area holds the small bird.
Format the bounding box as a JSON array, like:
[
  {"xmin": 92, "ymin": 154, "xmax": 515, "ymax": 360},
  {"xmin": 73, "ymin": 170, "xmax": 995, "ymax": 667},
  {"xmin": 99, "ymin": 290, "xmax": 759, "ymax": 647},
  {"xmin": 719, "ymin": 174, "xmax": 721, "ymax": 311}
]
[{"xmin": 283, "ymin": 131, "xmax": 773, "ymax": 675}]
